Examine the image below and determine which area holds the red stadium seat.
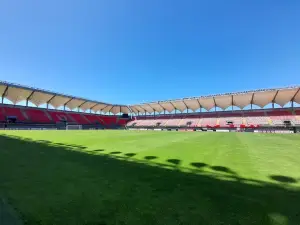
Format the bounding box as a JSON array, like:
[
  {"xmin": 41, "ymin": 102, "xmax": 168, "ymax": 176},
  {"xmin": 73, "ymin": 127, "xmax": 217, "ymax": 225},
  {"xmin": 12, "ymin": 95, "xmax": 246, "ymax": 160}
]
[
  {"xmin": 68, "ymin": 113, "xmax": 90, "ymax": 124},
  {"xmin": 25, "ymin": 108, "xmax": 52, "ymax": 123},
  {"xmin": 0, "ymin": 106, "xmax": 6, "ymax": 121},
  {"xmin": 4, "ymin": 106, "xmax": 27, "ymax": 122},
  {"xmin": 48, "ymin": 111, "xmax": 71, "ymax": 123}
]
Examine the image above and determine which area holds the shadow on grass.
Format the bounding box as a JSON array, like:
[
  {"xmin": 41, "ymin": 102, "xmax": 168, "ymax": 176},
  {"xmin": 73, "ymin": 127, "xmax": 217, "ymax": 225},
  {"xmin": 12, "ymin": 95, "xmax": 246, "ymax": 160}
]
[
  {"xmin": 0, "ymin": 134, "xmax": 300, "ymax": 225},
  {"xmin": 93, "ymin": 149, "xmax": 105, "ymax": 152},
  {"xmin": 124, "ymin": 153, "xmax": 136, "ymax": 157},
  {"xmin": 210, "ymin": 165, "xmax": 236, "ymax": 174},
  {"xmin": 270, "ymin": 175, "xmax": 297, "ymax": 184},
  {"xmin": 144, "ymin": 156, "xmax": 157, "ymax": 160},
  {"xmin": 190, "ymin": 162, "xmax": 207, "ymax": 169},
  {"xmin": 109, "ymin": 151, "xmax": 122, "ymax": 155},
  {"xmin": 167, "ymin": 159, "xmax": 181, "ymax": 166}
]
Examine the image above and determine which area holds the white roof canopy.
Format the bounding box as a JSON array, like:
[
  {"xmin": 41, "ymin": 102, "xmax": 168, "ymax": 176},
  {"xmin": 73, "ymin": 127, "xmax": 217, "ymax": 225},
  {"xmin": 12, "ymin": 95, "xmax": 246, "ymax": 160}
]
[
  {"xmin": 129, "ymin": 86, "xmax": 300, "ymax": 114},
  {"xmin": 1, "ymin": 81, "xmax": 300, "ymax": 115},
  {"xmin": 0, "ymin": 81, "xmax": 130, "ymax": 115}
]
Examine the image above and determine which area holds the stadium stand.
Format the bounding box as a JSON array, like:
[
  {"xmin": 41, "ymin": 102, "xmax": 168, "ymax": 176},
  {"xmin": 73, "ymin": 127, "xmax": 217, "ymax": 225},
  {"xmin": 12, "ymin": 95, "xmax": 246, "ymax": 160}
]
[
  {"xmin": 244, "ymin": 112, "xmax": 270, "ymax": 126},
  {"xmin": 83, "ymin": 114, "xmax": 100, "ymax": 124},
  {"xmin": 69, "ymin": 113, "xmax": 90, "ymax": 124},
  {"xmin": 179, "ymin": 115, "xmax": 200, "ymax": 127},
  {"xmin": 0, "ymin": 106, "xmax": 6, "ymax": 122},
  {"xmin": 25, "ymin": 108, "xmax": 52, "ymax": 123},
  {"xmin": 162, "ymin": 115, "xmax": 181, "ymax": 127},
  {"xmin": 48, "ymin": 111, "xmax": 70, "ymax": 123},
  {"xmin": 200, "ymin": 114, "xmax": 218, "ymax": 127},
  {"xmin": 1, "ymin": 81, "xmax": 300, "ymax": 132},
  {"xmin": 3, "ymin": 106, "xmax": 27, "ymax": 121}
]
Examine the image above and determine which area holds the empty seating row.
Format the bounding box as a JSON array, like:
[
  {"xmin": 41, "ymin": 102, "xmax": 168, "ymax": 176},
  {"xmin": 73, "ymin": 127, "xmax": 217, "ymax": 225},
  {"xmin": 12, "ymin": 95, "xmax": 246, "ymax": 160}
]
[
  {"xmin": 128, "ymin": 110, "xmax": 300, "ymax": 127},
  {"xmin": 0, "ymin": 105, "xmax": 126, "ymax": 126}
]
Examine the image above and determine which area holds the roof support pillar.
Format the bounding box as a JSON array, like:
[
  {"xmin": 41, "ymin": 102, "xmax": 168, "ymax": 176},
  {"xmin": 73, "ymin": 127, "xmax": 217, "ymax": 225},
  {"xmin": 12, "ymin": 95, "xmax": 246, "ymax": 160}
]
[
  {"xmin": 196, "ymin": 99, "xmax": 202, "ymax": 113},
  {"xmin": 272, "ymin": 90, "xmax": 279, "ymax": 109},
  {"xmin": 47, "ymin": 94, "xmax": 57, "ymax": 109},
  {"xmin": 250, "ymin": 93, "xmax": 255, "ymax": 110},
  {"xmin": 182, "ymin": 100, "xmax": 189, "ymax": 114},
  {"xmin": 78, "ymin": 100, "xmax": 88, "ymax": 113},
  {"xmin": 2, "ymin": 86, "xmax": 9, "ymax": 104},
  {"xmin": 63, "ymin": 98, "xmax": 74, "ymax": 111},
  {"xmin": 291, "ymin": 88, "xmax": 300, "ymax": 109},
  {"xmin": 26, "ymin": 90, "xmax": 35, "ymax": 107},
  {"xmin": 89, "ymin": 103, "xmax": 98, "ymax": 114},
  {"xmin": 213, "ymin": 97, "xmax": 217, "ymax": 112}
]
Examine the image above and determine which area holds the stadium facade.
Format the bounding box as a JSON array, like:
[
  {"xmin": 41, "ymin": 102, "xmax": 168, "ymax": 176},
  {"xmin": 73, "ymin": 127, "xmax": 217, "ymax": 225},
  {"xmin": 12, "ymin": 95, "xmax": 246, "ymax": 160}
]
[{"xmin": 1, "ymin": 80, "xmax": 300, "ymax": 132}]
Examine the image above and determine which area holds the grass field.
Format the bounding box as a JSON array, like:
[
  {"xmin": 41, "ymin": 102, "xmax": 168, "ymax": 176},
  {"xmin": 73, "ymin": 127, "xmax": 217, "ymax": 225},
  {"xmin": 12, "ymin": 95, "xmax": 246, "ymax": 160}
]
[{"xmin": 0, "ymin": 130, "xmax": 300, "ymax": 225}]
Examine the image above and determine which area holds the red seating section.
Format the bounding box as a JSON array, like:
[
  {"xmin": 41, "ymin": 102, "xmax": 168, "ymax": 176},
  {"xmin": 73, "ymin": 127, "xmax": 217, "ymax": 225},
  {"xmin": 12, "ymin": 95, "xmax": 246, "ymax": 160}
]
[
  {"xmin": 25, "ymin": 109, "xmax": 52, "ymax": 123},
  {"xmin": 84, "ymin": 114, "xmax": 102, "ymax": 124},
  {"xmin": 1, "ymin": 104, "xmax": 300, "ymax": 128},
  {"xmin": 99, "ymin": 116, "xmax": 117, "ymax": 125},
  {"xmin": 69, "ymin": 113, "xmax": 90, "ymax": 124},
  {"xmin": 117, "ymin": 118, "xmax": 128, "ymax": 126},
  {"xmin": 48, "ymin": 111, "xmax": 70, "ymax": 123},
  {"xmin": 4, "ymin": 107, "xmax": 27, "ymax": 121},
  {"xmin": 127, "ymin": 110, "xmax": 300, "ymax": 128},
  {"xmin": 0, "ymin": 107, "xmax": 6, "ymax": 122}
]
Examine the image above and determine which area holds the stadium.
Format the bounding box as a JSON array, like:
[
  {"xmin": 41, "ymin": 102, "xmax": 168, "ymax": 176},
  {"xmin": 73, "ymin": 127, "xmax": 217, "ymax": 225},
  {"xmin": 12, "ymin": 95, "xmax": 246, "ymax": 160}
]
[
  {"xmin": 1, "ymin": 1, "xmax": 300, "ymax": 224},
  {"xmin": 1, "ymin": 80, "xmax": 300, "ymax": 225},
  {"xmin": 1, "ymin": 81, "xmax": 300, "ymax": 133}
]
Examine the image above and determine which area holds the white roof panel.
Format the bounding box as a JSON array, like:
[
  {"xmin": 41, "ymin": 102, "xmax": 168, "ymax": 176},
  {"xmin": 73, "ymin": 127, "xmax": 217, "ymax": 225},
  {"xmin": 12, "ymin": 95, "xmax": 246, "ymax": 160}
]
[
  {"xmin": 110, "ymin": 106, "xmax": 121, "ymax": 115},
  {"xmin": 159, "ymin": 102, "xmax": 175, "ymax": 113},
  {"xmin": 171, "ymin": 100, "xmax": 187, "ymax": 112},
  {"xmin": 80, "ymin": 101, "xmax": 98, "ymax": 111},
  {"xmin": 293, "ymin": 89, "xmax": 300, "ymax": 104},
  {"xmin": 65, "ymin": 98, "xmax": 86, "ymax": 110},
  {"xmin": 102, "ymin": 105, "xmax": 114, "ymax": 113},
  {"xmin": 252, "ymin": 90, "xmax": 277, "ymax": 108},
  {"xmin": 199, "ymin": 98, "xmax": 215, "ymax": 111},
  {"xmin": 274, "ymin": 88, "xmax": 299, "ymax": 106},
  {"xmin": 134, "ymin": 105, "xmax": 147, "ymax": 113},
  {"xmin": 5, "ymin": 87, "xmax": 32, "ymax": 104},
  {"xmin": 121, "ymin": 106, "xmax": 130, "ymax": 114},
  {"xmin": 148, "ymin": 103, "xmax": 164, "ymax": 113},
  {"xmin": 130, "ymin": 106, "xmax": 140, "ymax": 114},
  {"xmin": 29, "ymin": 91, "xmax": 54, "ymax": 106},
  {"xmin": 183, "ymin": 99, "xmax": 200, "ymax": 111},
  {"xmin": 49, "ymin": 95, "xmax": 71, "ymax": 109},
  {"xmin": 140, "ymin": 104, "xmax": 155, "ymax": 113},
  {"xmin": 232, "ymin": 93, "xmax": 253, "ymax": 109},
  {"xmin": 214, "ymin": 95, "xmax": 232, "ymax": 109},
  {"xmin": 92, "ymin": 103, "xmax": 109, "ymax": 112},
  {"xmin": 0, "ymin": 84, "xmax": 7, "ymax": 96},
  {"xmin": 0, "ymin": 81, "xmax": 127, "ymax": 112}
]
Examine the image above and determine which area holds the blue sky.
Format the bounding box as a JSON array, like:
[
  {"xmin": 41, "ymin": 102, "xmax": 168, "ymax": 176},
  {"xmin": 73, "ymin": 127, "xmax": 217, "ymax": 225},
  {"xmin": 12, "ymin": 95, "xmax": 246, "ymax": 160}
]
[{"xmin": 0, "ymin": 0, "xmax": 299, "ymax": 105}]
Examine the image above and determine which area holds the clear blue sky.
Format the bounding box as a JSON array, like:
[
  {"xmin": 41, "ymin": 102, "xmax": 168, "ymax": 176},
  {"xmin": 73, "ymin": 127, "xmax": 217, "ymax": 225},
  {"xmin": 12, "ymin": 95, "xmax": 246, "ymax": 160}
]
[{"xmin": 0, "ymin": 0, "xmax": 299, "ymax": 105}]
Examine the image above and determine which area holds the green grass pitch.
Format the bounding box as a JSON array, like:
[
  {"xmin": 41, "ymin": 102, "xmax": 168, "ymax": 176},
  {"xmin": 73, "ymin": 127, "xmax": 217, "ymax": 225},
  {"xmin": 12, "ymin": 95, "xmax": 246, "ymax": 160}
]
[{"xmin": 0, "ymin": 130, "xmax": 300, "ymax": 225}]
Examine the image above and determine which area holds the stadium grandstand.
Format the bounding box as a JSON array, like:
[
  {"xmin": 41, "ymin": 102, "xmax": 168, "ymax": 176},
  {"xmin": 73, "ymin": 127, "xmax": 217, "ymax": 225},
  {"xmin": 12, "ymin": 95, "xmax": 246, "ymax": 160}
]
[
  {"xmin": 1, "ymin": 80, "xmax": 300, "ymax": 133},
  {"xmin": 0, "ymin": 81, "xmax": 131, "ymax": 130},
  {"xmin": 128, "ymin": 86, "xmax": 300, "ymax": 133}
]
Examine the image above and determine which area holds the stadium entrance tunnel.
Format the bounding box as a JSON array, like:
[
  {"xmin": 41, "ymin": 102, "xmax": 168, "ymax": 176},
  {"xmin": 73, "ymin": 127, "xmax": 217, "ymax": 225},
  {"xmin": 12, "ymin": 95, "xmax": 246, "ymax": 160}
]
[{"xmin": 0, "ymin": 134, "xmax": 300, "ymax": 225}]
